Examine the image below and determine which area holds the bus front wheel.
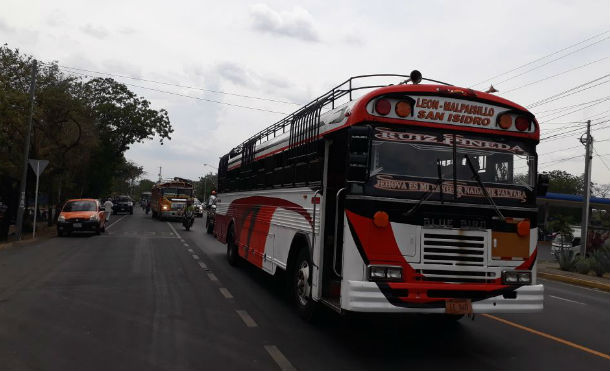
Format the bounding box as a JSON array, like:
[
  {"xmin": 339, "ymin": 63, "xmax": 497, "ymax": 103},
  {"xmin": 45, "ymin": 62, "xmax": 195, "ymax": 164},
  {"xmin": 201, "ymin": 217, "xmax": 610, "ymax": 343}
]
[{"xmin": 291, "ymin": 248, "xmax": 316, "ymax": 320}]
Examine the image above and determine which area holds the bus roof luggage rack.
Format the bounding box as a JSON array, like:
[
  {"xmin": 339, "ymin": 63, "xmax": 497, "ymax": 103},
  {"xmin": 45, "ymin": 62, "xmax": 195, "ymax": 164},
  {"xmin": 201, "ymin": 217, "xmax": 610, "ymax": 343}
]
[{"xmin": 228, "ymin": 72, "xmax": 451, "ymax": 157}]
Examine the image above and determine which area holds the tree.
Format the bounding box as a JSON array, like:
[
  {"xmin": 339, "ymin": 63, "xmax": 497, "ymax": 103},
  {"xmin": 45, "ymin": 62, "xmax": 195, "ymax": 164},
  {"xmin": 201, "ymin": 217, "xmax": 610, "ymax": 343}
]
[
  {"xmin": 0, "ymin": 45, "xmax": 173, "ymax": 239},
  {"xmin": 545, "ymin": 170, "xmax": 583, "ymax": 194}
]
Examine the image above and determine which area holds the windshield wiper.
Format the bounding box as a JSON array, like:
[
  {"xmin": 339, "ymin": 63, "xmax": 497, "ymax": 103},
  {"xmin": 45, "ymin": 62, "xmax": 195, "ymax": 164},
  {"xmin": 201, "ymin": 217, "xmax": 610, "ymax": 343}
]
[
  {"xmin": 463, "ymin": 154, "xmax": 505, "ymax": 222},
  {"xmin": 404, "ymin": 159, "xmax": 444, "ymax": 217}
]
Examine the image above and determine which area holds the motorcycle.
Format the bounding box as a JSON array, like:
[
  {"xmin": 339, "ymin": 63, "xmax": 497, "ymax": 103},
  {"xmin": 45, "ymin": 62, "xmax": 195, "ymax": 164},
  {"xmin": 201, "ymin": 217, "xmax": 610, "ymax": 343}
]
[
  {"xmin": 205, "ymin": 204, "xmax": 216, "ymax": 234},
  {"xmin": 145, "ymin": 204, "xmax": 151, "ymax": 215},
  {"xmin": 182, "ymin": 210, "xmax": 195, "ymax": 231}
]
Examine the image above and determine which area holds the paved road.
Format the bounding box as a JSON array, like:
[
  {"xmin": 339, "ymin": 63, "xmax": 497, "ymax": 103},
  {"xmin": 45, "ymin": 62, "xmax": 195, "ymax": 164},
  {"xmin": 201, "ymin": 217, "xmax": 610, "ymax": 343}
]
[{"xmin": 0, "ymin": 209, "xmax": 608, "ymax": 370}]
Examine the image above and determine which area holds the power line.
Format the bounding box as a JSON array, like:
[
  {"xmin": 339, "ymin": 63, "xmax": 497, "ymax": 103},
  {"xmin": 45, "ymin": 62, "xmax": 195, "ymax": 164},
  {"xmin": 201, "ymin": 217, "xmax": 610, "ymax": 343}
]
[
  {"xmin": 502, "ymin": 56, "xmax": 610, "ymax": 94},
  {"xmin": 526, "ymin": 75, "xmax": 610, "ymax": 108},
  {"xmin": 538, "ymin": 144, "xmax": 582, "ymax": 156},
  {"xmin": 540, "ymin": 120, "xmax": 608, "ymax": 141},
  {"xmin": 493, "ymin": 37, "xmax": 610, "ymax": 86},
  {"xmin": 594, "ymin": 147, "xmax": 610, "ymax": 172},
  {"xmin": 58, "ymin": 68, "xmax": 291, "ymax": 115},
  {"xmin": 538, "ymin": 97, "xmax": 610, "ymax": 122},
  {"xmin": 41, "ymin": 61, "xmax": 302, "ymax": 106},
  {"xmin": 534, "ymin": 98, "xmax": 610, "ymax": 115},
  {"xmin": 469, "ymin": 30, "xmax": 610, "ymax": 88}
]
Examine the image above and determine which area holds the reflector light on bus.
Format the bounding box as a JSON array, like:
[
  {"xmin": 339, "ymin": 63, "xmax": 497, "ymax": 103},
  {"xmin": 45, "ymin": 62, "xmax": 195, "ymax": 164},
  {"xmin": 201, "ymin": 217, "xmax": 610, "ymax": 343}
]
[
  {"xmin": 375, "ymin": 99, "xmax": 391, "ymax": 115},
  {"xmin": 395, "ymin": 101, "xmax": 412, "ymax": 117},
  {"xmin": 373, "ymin": 211, "xmax": 389, "ymax": 228},
  {"xmin": 515, "ymin": 116, "xmax": 530, "ymax": 131},
  {"xmin": 517, "ymin": 220, "xmax": 530, "ymax": 237},
  {"xmin": 498, "ymin": 114, "xmax": 512, "ymax": 129}
]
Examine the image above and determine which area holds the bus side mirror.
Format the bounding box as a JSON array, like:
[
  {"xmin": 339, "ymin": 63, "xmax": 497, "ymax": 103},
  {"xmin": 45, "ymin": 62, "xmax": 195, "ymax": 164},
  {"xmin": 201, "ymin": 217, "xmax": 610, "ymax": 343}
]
[
  {"xmin": 346, "ymin": 126, "xmax": 371, "ymax": 183},
  {"xmin": 537, "ymin": 174, "xmax": 549, "ymax": 196}
]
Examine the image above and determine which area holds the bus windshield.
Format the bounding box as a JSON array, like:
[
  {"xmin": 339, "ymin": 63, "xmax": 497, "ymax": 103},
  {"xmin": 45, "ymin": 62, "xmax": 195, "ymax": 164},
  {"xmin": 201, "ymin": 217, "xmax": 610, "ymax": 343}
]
[
  {"xmin": 368, "ymin": 127, "xmax": 535, "ymax": 203},
  {"xmin": 161, "ymin": 187, "xmax": 193, "ymax": 197}
]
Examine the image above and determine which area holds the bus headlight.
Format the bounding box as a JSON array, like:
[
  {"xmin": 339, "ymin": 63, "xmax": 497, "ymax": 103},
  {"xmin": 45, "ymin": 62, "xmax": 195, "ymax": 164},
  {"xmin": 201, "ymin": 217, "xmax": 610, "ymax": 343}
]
[
  {"xmin": 162, "ymin": 205, "xmax": 169, "ymax": 210},
  {"xmin": 368, "ymin": 265, "xmax": 403, "ymax": 281},
  {"xmin": 502, "ymin": 270, "xmax": 531, "ymax": 285}
]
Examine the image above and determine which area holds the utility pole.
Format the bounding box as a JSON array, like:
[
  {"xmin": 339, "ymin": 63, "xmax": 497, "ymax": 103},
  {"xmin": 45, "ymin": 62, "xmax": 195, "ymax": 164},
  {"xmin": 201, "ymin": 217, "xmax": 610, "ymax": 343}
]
[
  {"xmin": 158, "ymin": 166, "xmax": 162, "ymax": 182},
  {"xmin": 580, "ymin": 120, "xmax": 593, "ymax": 256},
  {"xmin": 15, "ymin": 60, "xmax": 37, "ymax": 241}
]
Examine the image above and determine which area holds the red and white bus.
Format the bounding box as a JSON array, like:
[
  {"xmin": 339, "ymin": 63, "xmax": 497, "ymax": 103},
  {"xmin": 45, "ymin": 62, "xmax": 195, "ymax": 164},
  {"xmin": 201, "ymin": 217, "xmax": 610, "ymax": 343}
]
[{"xmin": 214, "ymin": 72, "xmax": 548, "ymax": 319}]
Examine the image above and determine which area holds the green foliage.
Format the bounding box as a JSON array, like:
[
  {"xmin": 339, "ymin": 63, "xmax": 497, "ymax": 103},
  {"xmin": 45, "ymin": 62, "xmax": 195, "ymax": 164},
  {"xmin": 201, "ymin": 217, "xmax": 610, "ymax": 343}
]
[
  {"xmin": 548, "ymin": 217, "xmax": 573, "ymax": 241},
  {"xmin": 574, "ymin": 256, "xmax": 590, "ymax": 275},
  {"xmin": 0, "ymin": 45, "xmax": 173, "ymax": 211},
  {"xmin": 558, "ymin": 249, "xmax": 577, "ymax": 271},
  {"xmin": 590, "ymin": 247, "xmax": 610, "ymax": 277}
]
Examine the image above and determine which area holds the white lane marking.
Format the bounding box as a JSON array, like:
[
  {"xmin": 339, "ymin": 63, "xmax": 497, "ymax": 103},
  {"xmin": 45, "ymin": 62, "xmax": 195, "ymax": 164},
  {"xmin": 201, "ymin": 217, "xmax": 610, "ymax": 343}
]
[
  {"xmin": 192, "ymin": 254, "xmax": 200, "ymax": 260},
  {"xmin": 208, "ymin": 273, "xmax": 218, "ymax": 282},
  {"xmin": 219, "ymin": 287, "xmax": 233, "ymax": 299},
  {"xmin": 198, "ymin": 261, "xmax": 208, "ymax": 269},
  {"xmin": 105, "ymin": 214, "xmax": 129, "ymax": 230},
  {"xmin": 167, "ymin": 222, "xmax": 180, "ymax": 239},
  {"xmin": 264, "ymin": 345, "xmax": 296, "ymax": 371},
  {"xmin": 187, "ymin": 248, "xmax": 194, "ymax": 253},
  {"xmin": 549, "ymin": 295, "xmax": 586, "ymax": 305},
  {"xmin": 236, "ymin": 310, "xmax": 258, "ymax": 328},
  {"xmin": 184, "ymin": 243, "xmax": 189, "ymax": 247}
]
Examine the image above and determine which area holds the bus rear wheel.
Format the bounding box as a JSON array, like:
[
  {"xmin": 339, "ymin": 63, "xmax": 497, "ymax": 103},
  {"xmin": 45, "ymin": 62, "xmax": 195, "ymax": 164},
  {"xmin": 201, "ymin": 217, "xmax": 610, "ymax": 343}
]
[{"xmin": 226, "ymin": 228, "xmax": 239, "ymax": 266}]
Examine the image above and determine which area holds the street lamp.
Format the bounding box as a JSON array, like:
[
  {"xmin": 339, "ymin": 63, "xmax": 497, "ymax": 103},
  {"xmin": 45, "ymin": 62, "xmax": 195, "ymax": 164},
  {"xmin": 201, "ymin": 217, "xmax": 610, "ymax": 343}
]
[{"xmin": 202, "ymin": 163, "xmax": 216, "ymax": 203}]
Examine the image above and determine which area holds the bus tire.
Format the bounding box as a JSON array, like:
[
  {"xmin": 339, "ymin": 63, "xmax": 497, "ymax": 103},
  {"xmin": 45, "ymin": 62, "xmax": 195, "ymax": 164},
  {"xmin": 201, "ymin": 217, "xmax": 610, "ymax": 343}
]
[
  {"xmin": 291, "ymin": 247, "xmax": 316, "ymax": 321},
  {"xmin": 226, "ymin": 226, "xmax": 239, "ymax": 266}
]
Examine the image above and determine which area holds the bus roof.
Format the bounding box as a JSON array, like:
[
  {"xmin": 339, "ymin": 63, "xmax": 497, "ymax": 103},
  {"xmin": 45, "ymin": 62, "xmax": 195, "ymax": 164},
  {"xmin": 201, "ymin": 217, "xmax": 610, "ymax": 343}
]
[
  {"xmin": 153, "ymin": 180, "xmax": 193, "ymax": 189},
  {"xmin": 224, "ymin": 73, "xmax": 539, "ymax": 160}
]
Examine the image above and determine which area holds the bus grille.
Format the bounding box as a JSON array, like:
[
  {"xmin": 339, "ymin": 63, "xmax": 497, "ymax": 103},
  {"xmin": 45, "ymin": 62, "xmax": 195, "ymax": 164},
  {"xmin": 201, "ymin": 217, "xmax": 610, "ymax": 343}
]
[
  {"xmin": 422, "ymin": 230, "xmax": 487, "ymax": 266},
  {"xmin": 419, "ymin": 229, "xmax": 494, "ymax": 283}
]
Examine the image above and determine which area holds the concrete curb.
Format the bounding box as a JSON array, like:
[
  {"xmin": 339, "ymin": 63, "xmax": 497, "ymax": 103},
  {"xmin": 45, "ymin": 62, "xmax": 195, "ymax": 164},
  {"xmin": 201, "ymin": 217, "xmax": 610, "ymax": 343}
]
[
  {"xmin": 538, "ymin": 272, "xmax": 610, "ymax": 292},
  {"xmin": 0, "ymin": 234, "xmax": 56, "ymax": 251}
]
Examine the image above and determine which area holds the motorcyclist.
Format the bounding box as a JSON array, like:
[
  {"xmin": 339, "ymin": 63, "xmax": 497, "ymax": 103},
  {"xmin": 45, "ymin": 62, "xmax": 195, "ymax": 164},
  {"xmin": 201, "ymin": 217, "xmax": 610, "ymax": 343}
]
[
  {"xmin": 207, "ymin": 190, "xmax": 217, "ymax": 208},
  {"xmin": 182, "ymin": 199, "xmax": 195, "ymax": 230}
]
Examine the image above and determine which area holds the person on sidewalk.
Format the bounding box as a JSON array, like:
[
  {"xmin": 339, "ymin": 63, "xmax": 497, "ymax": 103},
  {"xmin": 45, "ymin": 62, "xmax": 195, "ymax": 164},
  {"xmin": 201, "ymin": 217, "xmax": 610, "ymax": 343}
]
[{"xmin": 103, "ymin": 198, "xmax": 113, "ymax": 223}]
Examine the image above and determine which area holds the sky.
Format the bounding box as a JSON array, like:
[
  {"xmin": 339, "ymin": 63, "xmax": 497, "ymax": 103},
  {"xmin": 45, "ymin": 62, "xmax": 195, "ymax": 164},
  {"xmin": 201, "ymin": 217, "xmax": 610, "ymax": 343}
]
[{"xmin": 2, "ymin": 0, "xmax": 610, "ymax": 186}]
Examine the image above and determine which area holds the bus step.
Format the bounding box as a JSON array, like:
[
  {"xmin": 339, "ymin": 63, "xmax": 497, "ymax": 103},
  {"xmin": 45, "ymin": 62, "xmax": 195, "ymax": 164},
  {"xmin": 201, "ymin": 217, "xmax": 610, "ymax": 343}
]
[
  {"xmin": 329, "ymin": 280, "xmax": 341, "ymax": 297},
  {"xmin": 320, "ymin": 297, "xmax": 341, "ymax": 313}
]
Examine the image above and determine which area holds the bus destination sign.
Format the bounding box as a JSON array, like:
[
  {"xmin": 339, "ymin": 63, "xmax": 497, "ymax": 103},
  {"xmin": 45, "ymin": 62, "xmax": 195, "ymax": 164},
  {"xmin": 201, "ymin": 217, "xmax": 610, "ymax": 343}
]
[{"xmin": 412, "ymin": 97, "xmax": 500, "ymax": 128}]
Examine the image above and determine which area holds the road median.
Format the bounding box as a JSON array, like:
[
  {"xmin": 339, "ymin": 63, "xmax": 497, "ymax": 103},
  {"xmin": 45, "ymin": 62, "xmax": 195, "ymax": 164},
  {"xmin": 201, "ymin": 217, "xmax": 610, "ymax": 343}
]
[{"xmin": 538, "ymin": 261, "xmax": 610, "ymax": 292}]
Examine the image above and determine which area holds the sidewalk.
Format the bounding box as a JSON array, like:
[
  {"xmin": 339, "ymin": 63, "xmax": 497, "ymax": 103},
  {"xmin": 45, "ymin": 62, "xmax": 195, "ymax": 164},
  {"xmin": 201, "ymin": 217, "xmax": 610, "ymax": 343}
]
[
  {"xmin": 0, "ymin": 223, "xmax": 57, "ymax": 251},
  {"xmin": 538, "ymin": 260, "xmax": 610, "ymax": 292}
]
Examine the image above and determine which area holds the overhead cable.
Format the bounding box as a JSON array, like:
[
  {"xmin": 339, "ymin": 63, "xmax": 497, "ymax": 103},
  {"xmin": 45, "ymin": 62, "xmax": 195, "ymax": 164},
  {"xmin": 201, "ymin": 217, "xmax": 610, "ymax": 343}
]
[
  {"xmin": 526, "ymin": 75, "xmax": 610, "ymax": 108},
  {"xmin": 501, "ymin": 56, "xmax": 609, "ymax": 94},
  {"xmin": 469, "ymin": 30, "xmax": 610, "ymax": 88},
  {"xmin": 41, "ymin": 61, "xmax": 302, "ymax": 106}
]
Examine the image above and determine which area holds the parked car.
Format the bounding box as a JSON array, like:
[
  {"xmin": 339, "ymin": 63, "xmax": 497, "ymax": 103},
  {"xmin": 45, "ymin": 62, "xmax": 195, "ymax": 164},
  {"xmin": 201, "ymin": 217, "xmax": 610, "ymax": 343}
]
[
  {"xmin": 113, "ymin": 195, "xmax": 134, "ymax": 215},
  {"xmin": 57, "ymin": 199, "xmax": 106, "ymax": 236},
  {"xmin": 193, "ymin": 198, "xmax": 204, "ymax": 217},
  {"xmin": 551, "ymin": 227, "xmax": 581, "ymax": 259}
]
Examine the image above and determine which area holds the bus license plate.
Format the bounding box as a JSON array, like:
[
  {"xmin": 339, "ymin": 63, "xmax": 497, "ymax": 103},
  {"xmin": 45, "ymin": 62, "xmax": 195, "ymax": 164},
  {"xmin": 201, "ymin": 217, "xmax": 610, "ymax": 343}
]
[
  {"xmin": 445, "ymin": 299, "xmax": 472, "ymax": 314},
  {"xmin": 73, "ymin": 223, "xmax": 82, "ymax": 228}
]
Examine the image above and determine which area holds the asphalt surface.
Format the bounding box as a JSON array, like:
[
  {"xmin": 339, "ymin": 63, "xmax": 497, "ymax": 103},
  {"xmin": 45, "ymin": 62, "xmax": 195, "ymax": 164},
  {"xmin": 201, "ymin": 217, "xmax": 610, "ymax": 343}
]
[{"xmin": 0, "ymin": 209, "xmax": 608, "ymax": 370}]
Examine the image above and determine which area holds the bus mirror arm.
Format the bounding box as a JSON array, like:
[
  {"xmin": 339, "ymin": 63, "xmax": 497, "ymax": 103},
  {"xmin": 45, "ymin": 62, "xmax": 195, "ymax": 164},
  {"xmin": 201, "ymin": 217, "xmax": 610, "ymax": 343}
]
[
  {"xmin": 333, "ymin": 188, "xmax": 347, "ymax": 278},
  {"xmin": 464, "ymin": 154, "xmax": 506, "ymax": 222},
  {"xmin": 537, "ymin": 174, "xmax": 549, "ymax": 196}
]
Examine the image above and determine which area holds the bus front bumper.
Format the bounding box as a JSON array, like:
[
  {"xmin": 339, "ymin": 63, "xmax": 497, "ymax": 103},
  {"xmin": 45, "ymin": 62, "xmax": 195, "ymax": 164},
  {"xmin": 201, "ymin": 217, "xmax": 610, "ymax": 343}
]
[{"xmin": 341, "ymin": 280, "xmax": 544, "ymax": 313}]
